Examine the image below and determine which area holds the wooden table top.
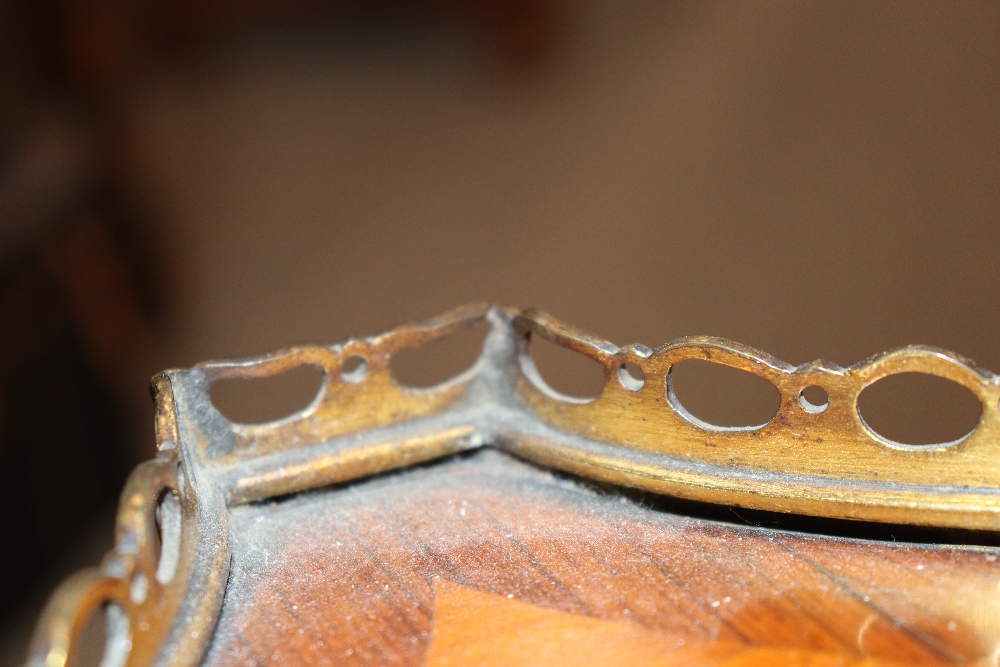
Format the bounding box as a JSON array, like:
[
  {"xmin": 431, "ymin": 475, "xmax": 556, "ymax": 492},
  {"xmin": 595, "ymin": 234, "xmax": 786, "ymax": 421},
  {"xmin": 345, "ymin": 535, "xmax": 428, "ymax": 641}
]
[{"xmin": 202, "ymin": 451, "xmax": 999, "ymax": 666}]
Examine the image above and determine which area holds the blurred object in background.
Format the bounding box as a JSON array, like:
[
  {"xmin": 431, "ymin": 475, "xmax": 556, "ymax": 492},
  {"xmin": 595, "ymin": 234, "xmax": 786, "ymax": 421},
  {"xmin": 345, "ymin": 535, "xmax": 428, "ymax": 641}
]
[
  {"xmin": 0, "ymin": 0, "xmax": 561, "ymax": 661},
  {"xmin": 0, "ymin": 130, "xmax": 160, "ymax": 658},
  {"xmin": 1, "ymin": 0, "xmax": 999, "ymax": 664}
]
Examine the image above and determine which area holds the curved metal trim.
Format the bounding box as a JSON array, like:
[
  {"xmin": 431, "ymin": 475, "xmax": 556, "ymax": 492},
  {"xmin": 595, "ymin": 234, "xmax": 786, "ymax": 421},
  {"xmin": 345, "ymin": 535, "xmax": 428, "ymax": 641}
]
[{"xmin": 27, "ymin": 304, "xmax": 1000, "ymax": 667}]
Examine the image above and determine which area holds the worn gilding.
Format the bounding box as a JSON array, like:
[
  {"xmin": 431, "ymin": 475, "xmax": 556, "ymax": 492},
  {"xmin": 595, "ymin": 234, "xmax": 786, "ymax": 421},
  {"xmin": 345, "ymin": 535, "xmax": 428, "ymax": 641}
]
[{"xmin": 26, "ymin": 304, "xmax": 1000, "ymax": 667}]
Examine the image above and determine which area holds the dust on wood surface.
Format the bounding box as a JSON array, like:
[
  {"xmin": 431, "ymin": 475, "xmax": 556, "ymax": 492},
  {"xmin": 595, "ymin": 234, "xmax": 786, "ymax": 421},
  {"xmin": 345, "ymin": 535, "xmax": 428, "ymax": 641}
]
[{"xmin": 203, "ymin": 452, "xmax": 999, "ymax": 666}]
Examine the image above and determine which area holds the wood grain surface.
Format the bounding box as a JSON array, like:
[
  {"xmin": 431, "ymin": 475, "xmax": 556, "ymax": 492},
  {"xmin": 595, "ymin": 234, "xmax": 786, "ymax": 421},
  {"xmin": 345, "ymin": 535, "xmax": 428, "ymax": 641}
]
[{"xmin": 202, "ymin": 452, "xmax": 999, "ymax": 666}]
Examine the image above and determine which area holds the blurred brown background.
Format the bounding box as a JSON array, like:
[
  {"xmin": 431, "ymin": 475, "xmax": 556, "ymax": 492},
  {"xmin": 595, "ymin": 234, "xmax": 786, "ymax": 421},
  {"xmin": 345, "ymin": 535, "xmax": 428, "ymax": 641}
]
[{"xmin": 1, "ymin": 1, "xmax": 998, "ymax": 663}]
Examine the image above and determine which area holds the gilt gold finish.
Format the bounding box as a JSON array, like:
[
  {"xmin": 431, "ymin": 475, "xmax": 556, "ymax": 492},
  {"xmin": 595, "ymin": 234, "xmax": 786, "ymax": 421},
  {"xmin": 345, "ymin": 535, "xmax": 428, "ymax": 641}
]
[
  {"xmin": 26, "ymin": 305, "xmax": 1000, "ymax": 667},
  {"xmin": 512, "ymin": 309, "xmax": 1000, "ymax": 529}
]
